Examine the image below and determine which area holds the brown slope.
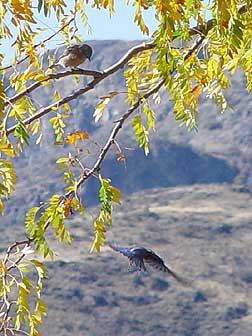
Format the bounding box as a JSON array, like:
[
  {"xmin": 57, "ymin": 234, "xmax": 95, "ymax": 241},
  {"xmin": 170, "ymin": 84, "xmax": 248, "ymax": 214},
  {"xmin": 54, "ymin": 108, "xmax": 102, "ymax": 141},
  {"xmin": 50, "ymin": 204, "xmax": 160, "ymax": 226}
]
[{"xmin": 35, "ymin": 184, "xmax": 252, "ymax": 336}]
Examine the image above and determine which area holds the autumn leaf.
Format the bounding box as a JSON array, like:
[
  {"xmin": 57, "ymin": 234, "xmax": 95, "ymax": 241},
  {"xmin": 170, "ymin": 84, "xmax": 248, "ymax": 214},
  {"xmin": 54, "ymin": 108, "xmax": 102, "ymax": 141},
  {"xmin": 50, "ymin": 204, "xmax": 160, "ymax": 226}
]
[
  {"xmin": 65, "ymin": 130, "xmax": 89, "ymax": 145},
  {"xmin": 63, "ymin": 197, "xmax": 72, "ymax": 218},
  {"xmin": 0, "ymin": 143, "xmax": 15, "ymax": 157}
]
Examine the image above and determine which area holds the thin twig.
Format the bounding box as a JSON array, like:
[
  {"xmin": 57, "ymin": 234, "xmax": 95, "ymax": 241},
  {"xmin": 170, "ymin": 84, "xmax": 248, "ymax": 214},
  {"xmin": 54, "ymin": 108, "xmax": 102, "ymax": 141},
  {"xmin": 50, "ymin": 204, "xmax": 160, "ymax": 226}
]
[
  {"xmin": 10, "ymin": 329, "xmax": 30, "ymax": 336},
  {"xmin": 3, "ymin": 239, "xmax": 31, "ymax": 265},
  {"xmin": 0, "ymin": 17, "xmax": 75, "ymax": 72}
]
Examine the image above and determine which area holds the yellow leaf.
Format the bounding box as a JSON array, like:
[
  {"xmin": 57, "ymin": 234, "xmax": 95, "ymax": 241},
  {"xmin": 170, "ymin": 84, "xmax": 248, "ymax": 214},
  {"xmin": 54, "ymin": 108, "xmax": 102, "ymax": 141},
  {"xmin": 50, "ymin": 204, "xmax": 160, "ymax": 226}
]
[
  {"xmin": 11, "ymin": 0, "xmax": 36, "ymax": 23},
  {"xmin": 217, "ymin": 0, "xmax": 230, "ymax": 28},
  {"xmin": 65, "ymin": 130, "xmax": 89, "ymax": 145},
  {"xmin": 93, "ymin": 91, "xmax": 119, "ymax": 122},
  {"xmin": 0, "ymin": 198, "xmax": 4, "ymax": 214},
  {"xmin": 0, "ymin": 260, "xmax": 7, "ymax": 275},
  {"xmin": 75, "ymin": 130, "xmax": 89, "ymax": 139},
  {"xmin": 65, "ymin": 133, "xmax": 78, "ymax": 145},
  {"xmin": 0, "ymin": 143, "xmax": 15, "ymax": 157},
  {"xmin": 117, "ymin": 156, "xmax": 125, "ymax": 161}
]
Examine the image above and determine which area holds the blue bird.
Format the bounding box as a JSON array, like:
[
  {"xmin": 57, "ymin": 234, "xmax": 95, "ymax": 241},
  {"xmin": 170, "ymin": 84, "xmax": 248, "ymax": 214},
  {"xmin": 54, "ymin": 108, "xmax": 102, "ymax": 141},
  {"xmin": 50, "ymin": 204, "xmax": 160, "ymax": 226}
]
[
  {"xmin": 50, "ymin": 43, "xmax": 92, "ymax": 69},
  {"xmin": 109, "ymin": 243, "xmax": 190, "ymax": 286}
]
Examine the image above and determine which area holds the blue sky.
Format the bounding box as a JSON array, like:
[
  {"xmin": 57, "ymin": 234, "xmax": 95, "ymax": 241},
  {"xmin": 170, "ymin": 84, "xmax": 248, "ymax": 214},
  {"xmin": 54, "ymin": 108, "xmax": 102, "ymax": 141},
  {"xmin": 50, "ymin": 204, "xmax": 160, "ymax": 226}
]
[
  {"xmin": 1, "ymin": 2, "xmax": 157, "ymax": 65},
  {"xmin": 1, "ymin": 1, "xmax": 212, "ymax": 65},
  {"xmin": 84, "ymin": 2, "xmax": 157, "ymax": 40}
]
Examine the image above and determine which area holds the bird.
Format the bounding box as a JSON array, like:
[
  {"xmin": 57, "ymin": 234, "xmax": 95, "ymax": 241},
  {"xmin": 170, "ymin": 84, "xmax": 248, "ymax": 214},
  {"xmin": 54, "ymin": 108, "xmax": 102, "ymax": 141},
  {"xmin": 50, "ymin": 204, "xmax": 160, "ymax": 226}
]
[
  {"xmin": 109, "ymin": 243, "xmax": 191, "ymax": 286},
  {"xmin": 50, "ymin": 43, "xmax": 93, "ymax": 69}
]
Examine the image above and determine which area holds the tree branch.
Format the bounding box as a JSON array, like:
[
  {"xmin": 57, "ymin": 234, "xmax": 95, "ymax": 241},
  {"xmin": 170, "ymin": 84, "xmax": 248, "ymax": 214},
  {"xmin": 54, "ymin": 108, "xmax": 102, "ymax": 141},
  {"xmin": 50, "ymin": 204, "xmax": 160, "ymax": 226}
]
[
  {"xmin": 74, "ymin": 35, "xmax": 206, "ymax": 190},
  {"xmin": 6, "ymin": 3, "xmax": 249, "ymax": 135},
  {"xmin": 0, "ymin": 239, "xmax": 32, "ymax": 332},
  {"xmin": 3, "ymin": 239, "xmax": 31, "ymax": 265},
  {"xmin": 6, "ymin": 41, "xmax": 155, "ymax": 136},
  {"xmin": 6, "ymin": 69, "xmax": 103, "ymax": 107}
]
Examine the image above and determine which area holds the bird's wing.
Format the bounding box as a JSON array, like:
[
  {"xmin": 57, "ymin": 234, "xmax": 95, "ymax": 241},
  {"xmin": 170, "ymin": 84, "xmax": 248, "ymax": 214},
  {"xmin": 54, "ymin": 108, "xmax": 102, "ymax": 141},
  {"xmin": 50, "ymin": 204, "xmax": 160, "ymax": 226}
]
[
  {"xmin": 144, "ymin": 251, "xmax": 191, "ymax": 286},
  {"xmin": 61, "ymin": 45, "xmax": 79, "ymax": 58},
  {"xmin": 109, "ymin": 243, "xmax": 132, "ymax": 258}
]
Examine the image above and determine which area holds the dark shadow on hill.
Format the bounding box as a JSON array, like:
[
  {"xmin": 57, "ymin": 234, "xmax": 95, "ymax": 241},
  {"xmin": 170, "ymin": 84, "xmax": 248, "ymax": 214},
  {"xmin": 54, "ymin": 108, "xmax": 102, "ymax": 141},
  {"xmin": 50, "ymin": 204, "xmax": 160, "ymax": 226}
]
[{"xmin": 83, "ymin": 140, "xmax": 239, "ymax": 206}]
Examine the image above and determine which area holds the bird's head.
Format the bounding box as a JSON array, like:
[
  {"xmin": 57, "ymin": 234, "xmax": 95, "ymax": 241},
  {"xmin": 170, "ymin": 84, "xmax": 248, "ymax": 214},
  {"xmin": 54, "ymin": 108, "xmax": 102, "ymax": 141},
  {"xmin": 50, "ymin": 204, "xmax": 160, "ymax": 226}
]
[{"xmin": 80, "ymin": 43, "xmax": 93, "ymax": 61}]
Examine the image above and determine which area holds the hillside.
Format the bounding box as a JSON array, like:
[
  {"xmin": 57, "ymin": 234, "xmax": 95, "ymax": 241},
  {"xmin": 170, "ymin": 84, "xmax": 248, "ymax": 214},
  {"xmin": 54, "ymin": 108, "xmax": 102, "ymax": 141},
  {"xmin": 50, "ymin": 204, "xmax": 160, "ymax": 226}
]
[
  {"xmin": 34, "ymin": 184, "xmax": 252, "ymax": 335},
  {"xmin": 2, "ymin": 184, "xmax": 252, "ymax": 335}
]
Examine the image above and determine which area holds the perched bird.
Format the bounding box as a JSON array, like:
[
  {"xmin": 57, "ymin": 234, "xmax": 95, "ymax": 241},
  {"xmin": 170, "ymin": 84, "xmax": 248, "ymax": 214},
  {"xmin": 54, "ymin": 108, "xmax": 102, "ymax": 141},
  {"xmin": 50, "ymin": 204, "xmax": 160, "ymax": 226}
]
[
  {"xmin": 50, "ymin": 43, "xmax": 92, "ymax": 69},
  {"xmin": 109, "ymin": 243, "xmax": 190, "ymax": 286}
]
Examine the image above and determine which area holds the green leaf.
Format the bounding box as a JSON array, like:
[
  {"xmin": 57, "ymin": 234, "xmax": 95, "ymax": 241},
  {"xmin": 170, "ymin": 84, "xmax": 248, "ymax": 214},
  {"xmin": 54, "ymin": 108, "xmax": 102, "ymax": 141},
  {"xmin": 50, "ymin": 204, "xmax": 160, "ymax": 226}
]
[
  {"xmin": 91, "ymin": 177, "xmax": 121, "ymax": 252},
  {"xmin": 0, "ymin": 143, "xmax": 15, "ymax": 157},
  {"xmin": 90, "ymin": 217, "xmax": 106, "ymax": 253},
  {"xmin": 132, "ymin": 115, "xmax": 149, "ymax": 155},
  {"xmin": 14, "ymin": 122, "xmax": 30, "ymax": 149},
  {"xmin": 143, "ymin": 104, "xmax": 155, "ymax": 130},
  {"xmin": 25, "ymin": 207, "xmax": 40, "ymax": 237},
  {"xmin": 99, "ymin": 177, "xmax": 121, "ymax": 215},
  {"xmin": 30, "ymin": 259, "xmax": 48, "ymax": 279}
]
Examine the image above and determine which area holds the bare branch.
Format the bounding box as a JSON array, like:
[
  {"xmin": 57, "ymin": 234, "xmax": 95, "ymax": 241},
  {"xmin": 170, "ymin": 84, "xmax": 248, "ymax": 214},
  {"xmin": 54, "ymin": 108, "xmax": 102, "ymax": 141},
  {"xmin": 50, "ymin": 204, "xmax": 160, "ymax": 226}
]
[
  {"xmin": 6, "ymin": 69, "xmax": 103, "ymax": 107},
  {"xmin": 3, "ymin": 239, "xmax": 32, "ymax": 265},
  {"xmin": 9, "ymin": 329, "xmax": 30, "ymax": 336}
]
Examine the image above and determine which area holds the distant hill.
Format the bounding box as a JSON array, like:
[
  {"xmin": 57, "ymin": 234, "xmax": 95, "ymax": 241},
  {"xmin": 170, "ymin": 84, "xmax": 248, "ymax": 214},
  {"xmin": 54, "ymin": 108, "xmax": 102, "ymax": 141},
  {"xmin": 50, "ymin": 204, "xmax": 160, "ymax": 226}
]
[
  {"xmin": 4, "ymin": 40, "xmax": 252, "ymax": 226},
  {"xmin": 33, "ymin": 184, "xmax": 252, "ymax": 335}
]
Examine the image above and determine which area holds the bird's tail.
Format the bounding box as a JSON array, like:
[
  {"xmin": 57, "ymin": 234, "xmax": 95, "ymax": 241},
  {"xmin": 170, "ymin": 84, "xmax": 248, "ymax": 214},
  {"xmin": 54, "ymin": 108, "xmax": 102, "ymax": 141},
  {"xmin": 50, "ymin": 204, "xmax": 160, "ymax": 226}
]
[{"xmin": 166, "ymin": 268, "xmax": 192, "ymax": 287}]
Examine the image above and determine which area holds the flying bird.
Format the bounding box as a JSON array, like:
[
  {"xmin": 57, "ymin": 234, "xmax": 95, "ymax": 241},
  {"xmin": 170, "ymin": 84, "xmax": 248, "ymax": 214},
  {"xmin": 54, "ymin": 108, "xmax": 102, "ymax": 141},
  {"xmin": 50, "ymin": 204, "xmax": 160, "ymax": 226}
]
[
  {"xmin": 109, "ymin": 243, "xmax": 190, "ymax": 286},
  {"xmin": 50, "ymin": 43, "xmax": 93, "ymax": 69}
]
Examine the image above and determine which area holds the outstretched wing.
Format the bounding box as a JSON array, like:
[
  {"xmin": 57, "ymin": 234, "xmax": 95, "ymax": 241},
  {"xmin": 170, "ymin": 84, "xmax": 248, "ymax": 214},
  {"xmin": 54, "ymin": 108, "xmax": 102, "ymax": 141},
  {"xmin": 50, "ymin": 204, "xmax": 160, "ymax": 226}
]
[
  {"xmin": 144, "ymin": 251, "xmax": 191, "ymax": 286},
  {"xmin": 109, "ymin": 243, "xmax": 132, "ymax": 258}
]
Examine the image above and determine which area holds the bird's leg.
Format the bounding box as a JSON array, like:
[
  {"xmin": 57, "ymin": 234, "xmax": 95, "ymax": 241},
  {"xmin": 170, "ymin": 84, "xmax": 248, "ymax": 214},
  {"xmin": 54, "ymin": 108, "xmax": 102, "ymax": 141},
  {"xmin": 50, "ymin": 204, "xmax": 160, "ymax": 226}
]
[
  {"xmin": 140, "ymin": 260, "xmax": 147, "ymax": 272},
  {"xmin": 136, "ymin": 259, "xmax": 141, "ymax": 271},
  {"xmin": 128, "ymin": 259, "xmax": 134, "ymax": 272}
]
